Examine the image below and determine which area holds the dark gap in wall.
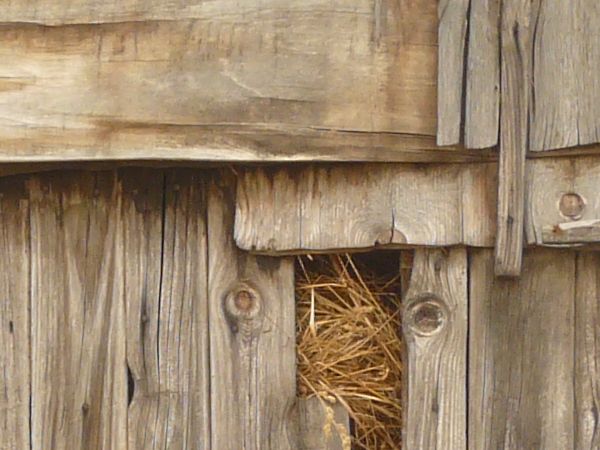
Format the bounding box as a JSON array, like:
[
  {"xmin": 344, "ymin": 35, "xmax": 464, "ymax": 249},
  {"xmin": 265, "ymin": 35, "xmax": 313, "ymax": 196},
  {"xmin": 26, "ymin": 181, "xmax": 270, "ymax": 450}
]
[{"xmin": 127, "ymin": 364, "xmax": 135, "ymax": 406}]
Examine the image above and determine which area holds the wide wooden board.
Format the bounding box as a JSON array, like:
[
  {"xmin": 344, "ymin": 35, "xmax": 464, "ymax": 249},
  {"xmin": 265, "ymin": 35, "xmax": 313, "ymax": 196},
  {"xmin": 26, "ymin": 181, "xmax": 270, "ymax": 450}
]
[{"xmin": 0, "ymin": 1, "xmax": 450, "ymax": 163}]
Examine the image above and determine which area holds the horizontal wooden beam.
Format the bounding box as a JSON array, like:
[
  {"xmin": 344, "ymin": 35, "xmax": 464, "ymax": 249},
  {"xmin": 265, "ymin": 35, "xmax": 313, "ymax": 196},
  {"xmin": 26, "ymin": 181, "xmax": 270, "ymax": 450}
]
[{"xmin": 235, "ymin": 155, "xmax": 600, "ymax": 252}]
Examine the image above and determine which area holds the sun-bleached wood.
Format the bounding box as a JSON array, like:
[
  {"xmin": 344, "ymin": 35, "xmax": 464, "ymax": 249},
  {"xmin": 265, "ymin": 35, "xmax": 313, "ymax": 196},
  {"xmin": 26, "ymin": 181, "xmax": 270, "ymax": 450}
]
[
  {"xmin": 437, "ymin": 0, "xmax": 469, "ymax": 146},
  {"xmin": 0, "ymin": 177, "xmax": 31, "ymax": 450},
  {"xmin": 529, "ymin": 0, "xmax": 600, "ymax": 151},
  {"xmin": 575, "ymin": 253, "xmax": 600, "ymax": 449},
  {"xmin": 402, "ymin": 248, "xmax": 467, "ymax": 449},
  {"xmin": 28, "ymin": 172, "xmax": 128, "ymax": 449},
  {"xmin": 235, "ymin": 163, "xmax": 498, "ymax": 253},
  {"xmin": 290, "ymin": 398, "xmax": 350, "ymax": 450},
  {"xmin": 494, "ymin": 0, "xmax": 532, "ymax": 276},
  {"xmin": 208, "ymin": 171, "xmax": 297, "ymax": 450},
  {"xmin": 469, "ymin": 248, "xmax": 575, "ymax": 449},
  {"xmin": 122, "ymin": 169, "xmax": 210, "ymax": 449},
  {"xmin": 0, "ymin": 0, "xmax": 445, "ymax": 163},
  {"xmin": 464, "ymin": 0, "xmax": 500, "ymax": 149}
]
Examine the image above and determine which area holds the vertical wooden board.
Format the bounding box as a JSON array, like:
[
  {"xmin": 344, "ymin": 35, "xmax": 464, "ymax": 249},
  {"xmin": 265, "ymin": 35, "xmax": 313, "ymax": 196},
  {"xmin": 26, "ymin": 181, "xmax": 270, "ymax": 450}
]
[
  {"xmin": 122, "ymin": 169, "xmax": 210, "ymax": 449},
  {"xmin": 209, "ymin": 171, "xmax": 296, "ymax": 450},
  {"xmin": 437, "ymin": 0, "xmax": 469, "ymax": 146},
  {"xmin": 28, "ymin": 171, "xmax": 128, "ymax": 449},
  {"xmin": 402, "ymin": 248, "xmax": 467, "ymax": 449},
  {"xmin": 494, "ymin": 0, "xmax": 533, "ymax": 275},
  {"xmin": 290, "ymin": 398, "xmax": 350, "ymax": 450},
  {"xmin": 0, "ymin": 177, "xmax": 31, "ymax": 450},
  {"xmin": 574, "ymin": 253, "xmax": 600, "ymax": 449},
  {"xmin": 469, "ymin": 248, "xmax": 575, "ymax": 449},
  {"xmin": 464, "ymin": 0, "xmax": 500, "ymax": 148}
]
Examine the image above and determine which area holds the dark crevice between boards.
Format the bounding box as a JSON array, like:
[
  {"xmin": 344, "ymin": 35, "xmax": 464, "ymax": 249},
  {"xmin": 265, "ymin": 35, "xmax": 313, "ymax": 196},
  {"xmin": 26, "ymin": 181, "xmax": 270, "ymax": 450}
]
[{"xmin": 295, "ymin": 250, "xmax": 411, "ymax": 450}]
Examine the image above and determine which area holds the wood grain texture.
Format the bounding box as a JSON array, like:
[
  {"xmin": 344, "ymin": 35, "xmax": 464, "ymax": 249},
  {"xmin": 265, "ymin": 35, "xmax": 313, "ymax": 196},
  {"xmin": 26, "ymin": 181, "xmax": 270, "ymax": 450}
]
[
  {"xmin": 469, "ymin": 248, "xmax": 575, "ymax": 449},
  {"xmin": 208, "ymin": 171, "xmax": 297, "ymax": 450},
  {"xmin": 28, "ymin": 172, "xmax": 128, "ymax": 450},
  {"xmin": 0, "ymin": 177, "xmax": 31, "ymax": 450},
  {"xmin": 122, "ymin": 169, "xmax": 210, "ymax": 449},
  {"xmin": 437, "ymin": 0, "xmax": 469, "ymax": 146},
  {"xmin": 464, "ymin": 0, "xmax": 500, "ymax": 148},
  {"xmin": 234, "ymin": 163, "xmax": 498, "ymax": 253},
  {"xmin": 0, "ymin": 1, "xmax": 446, "ymax": 163},
  {"xmin": 529, "ymin": 0, "xmax": 600, "ymax": 151},
  {"xmin": 575, "ymin": 252, "xmax": 600, "ymax": 449},
  {"xmin": 402, "ymin": 248, "xmax": 467, "ymax": 449},
  {"xmin": 290, "ymin": 398, "xmax": 350, "ymax": 450},
  {"xmin": 494, "ymin": 0, "xmax": 533, "ymax": 275}
]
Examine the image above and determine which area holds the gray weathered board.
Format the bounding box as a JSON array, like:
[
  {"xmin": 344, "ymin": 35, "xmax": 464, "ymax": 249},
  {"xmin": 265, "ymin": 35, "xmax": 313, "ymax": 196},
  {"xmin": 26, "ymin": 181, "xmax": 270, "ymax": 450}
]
[
  {"xmin": 0, "ymin": 0, "xmax": 464, "ymax": 163},
  {"xmin": 0, "ymin": 169, "xmax": 345, "ymax": 449},
  {"xmin": 235, "ymin": 156, "xmax": 600, "ymax": 253},
  {"xmin": 439, "ymin": 0, "xmax": 600, "ymax": 152}
]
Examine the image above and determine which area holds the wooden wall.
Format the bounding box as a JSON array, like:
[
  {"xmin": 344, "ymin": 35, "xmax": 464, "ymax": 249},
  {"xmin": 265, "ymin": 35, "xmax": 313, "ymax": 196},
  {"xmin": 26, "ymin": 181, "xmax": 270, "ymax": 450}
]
[{"xmin": 1, "ymin": 168, "xmax": 598, "ymax": 449}]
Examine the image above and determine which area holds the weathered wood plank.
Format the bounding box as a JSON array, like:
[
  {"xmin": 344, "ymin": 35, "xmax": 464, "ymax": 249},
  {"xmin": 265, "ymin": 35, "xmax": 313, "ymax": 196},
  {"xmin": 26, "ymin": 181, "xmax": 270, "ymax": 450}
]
[
  {"xmin": 28, "ymin": 172, "xmax": 128, "ymax": 449},
  {"xmin": 529, "ymin": 0, "xmax": 600, "ymax": 151},
  {"xmin": 290, "ymin": 398, "xmax": 350, "ymax": 450},
  {"xmin": 234, "ymin": 163, "xmax": 498, "ymax": 253},
  {"xmin": 494, "ymin": 0, "xmax": 534, "ymax": 276},
  {"xmin": 469, "ymin": 248, "xmax": 575, "ymax": 449},
  {"xmin": 437, "ymin": 0, "xmax": 469, "ymax": 146},
  {"xmin": 575, "ymin": 252, "xmax": 600, "ymax": 449},
  {"xmin": 402, "ymin": 248, "xmax": 467, "ymax": 449},
  {"xmin": 123, "ymin": 169, "xmax": 210, "ymax": 449},
  {"xmin": 0, "ymin": 177, "xmax": 31, "ymax": 450},
  {"xmin": 208, "ymin": 171, "xmax": 296, "ymax": 450},
  {"xmin": 464, "ymin": 0, "xmax": 500, "ymax": 149},
  {"xmin": 0, "ymin": 1, "xmax": 445, "ymax": 163}
]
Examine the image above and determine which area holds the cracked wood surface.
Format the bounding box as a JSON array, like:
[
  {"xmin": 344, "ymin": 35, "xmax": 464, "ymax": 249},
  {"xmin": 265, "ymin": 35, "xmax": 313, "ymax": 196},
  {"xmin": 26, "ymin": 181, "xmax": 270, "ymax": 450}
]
[{"xmin": 0, "ymin": 1, "xmax": 452, "ymax": 163}]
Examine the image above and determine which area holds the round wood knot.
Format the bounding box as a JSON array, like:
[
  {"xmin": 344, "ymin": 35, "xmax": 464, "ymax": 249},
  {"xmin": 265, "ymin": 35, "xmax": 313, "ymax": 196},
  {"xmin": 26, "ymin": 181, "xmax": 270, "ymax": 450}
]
[
  {"xmin": 224, "ymin": 284, "xmax": 262, "ymax": 322},
  {"xmin": 405, "ymin": 295, "xmax": 447, "ymax": 336},
  {"xmin": 559, "ymin": 192, "xmax": 585, "ymax": 220}
]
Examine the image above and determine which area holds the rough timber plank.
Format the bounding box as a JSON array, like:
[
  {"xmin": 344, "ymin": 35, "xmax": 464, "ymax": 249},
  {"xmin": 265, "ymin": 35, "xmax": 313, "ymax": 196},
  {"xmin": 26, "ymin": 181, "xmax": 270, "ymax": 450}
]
[
  {"xmin": 437, "ymin": 0, "xmax": 469, "ymax": 146},
  {"xmin": 122, "ymin": 169, "xmax": 210, "ymax": 449},
  {"xmin": 529, "ymin": 0, "xmax": 600, "ymax": 151},
  {"xmin": 0, "ymin": 1, "xmax": 446, "ymax": 163},
  {"xmin": 469, "ymin": 248, "xmax": 575, "ymax": 449},
  {"xmin": 290, "ymin": 398, "xmax": 350, "ymax": 450},
  {"xmin": 494, "ymin": 0, "xmax": 533, "ymax": 276},
  {"xmin": 575, "ymin": 252, "xmax": 600, "ymax": 449},
  {"xmin": 402, "ymin": 248, "xmax": 467, "ymax": 449},
  {"xmin": 0, "ymin": 177, "xmax": 31, "ymax": 450},
  {"xmin": 235, "ymin": 163, "xmax": 498, "ymax": 253},
  {"xmin": 28, "ymin": 172, "xmax": 128, "ymax": 449},
  {"xmin": 464, "ymin": 0, "xmax": 500, "ymax": 148},
  {"xmin": 208, "ymin": 171, "xmax": 296, "ymax": 450}
]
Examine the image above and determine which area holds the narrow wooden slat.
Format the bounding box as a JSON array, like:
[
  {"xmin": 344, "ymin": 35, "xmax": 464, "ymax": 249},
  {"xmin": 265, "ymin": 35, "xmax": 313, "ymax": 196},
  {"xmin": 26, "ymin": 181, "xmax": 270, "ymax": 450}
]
[
  {"xmin": 234, "ymin": 163, "xmax": 498, "ymax": 253},
  {"xmin": 0, "ymin": 177, "xmax": 31, "ymax": 450},
  {"xmin": 574, "ymin": 253, "xmax": 600, "ymax": 449},
  {"xmin": 402, "ymin": 248, "xmax": 467, "ymax": 449},
  {"xmin": 494, "ymin": 0, "xmax": 533, "ymax": 275},
  {"xmin": 437, "ymin": 0, "xmax": 469, "ymax": 146},
  {"xmin": 122, "ymin": 169, "xmax": 210, "ymax": 449},
  {"xmin": 208, "ymin": 171, "xmax": 296, "ymax": 450},
  {"xmin": 469, "ymin": 248, "xmax": 575, "ymax": 449},
  {"xmin": 29, "ymin": 172, "xmax": 128, "ymax": 449},
  {"xmin": 464, "ymin": 0, "xmax": 500, "ymax": 148}
]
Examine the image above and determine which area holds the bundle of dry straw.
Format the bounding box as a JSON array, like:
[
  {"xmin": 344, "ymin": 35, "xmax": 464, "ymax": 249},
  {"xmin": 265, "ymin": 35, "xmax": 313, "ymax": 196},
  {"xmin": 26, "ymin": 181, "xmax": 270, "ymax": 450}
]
[{"xmin": 296, "ymin": 253, "xmax": 403, "ymax": 449}]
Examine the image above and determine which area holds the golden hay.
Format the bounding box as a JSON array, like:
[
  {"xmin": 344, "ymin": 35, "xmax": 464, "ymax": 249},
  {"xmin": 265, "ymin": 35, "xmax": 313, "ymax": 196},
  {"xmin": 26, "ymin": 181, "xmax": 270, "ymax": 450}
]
[{"xmin": 296, "ymin": 253, "xmax": 403, "ymax": 450}]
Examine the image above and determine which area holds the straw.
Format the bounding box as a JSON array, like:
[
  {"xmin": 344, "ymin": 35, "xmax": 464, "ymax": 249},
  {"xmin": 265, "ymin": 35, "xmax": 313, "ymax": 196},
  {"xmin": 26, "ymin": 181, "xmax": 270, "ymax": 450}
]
[{"xmin": 296, "ymin": 253, "xmax": 403, "ymax": 449}]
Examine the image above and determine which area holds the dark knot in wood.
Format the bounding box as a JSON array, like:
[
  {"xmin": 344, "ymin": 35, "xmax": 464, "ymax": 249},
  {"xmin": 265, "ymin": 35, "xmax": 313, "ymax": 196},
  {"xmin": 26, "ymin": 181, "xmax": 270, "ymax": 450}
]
[
  {"xmin": 405, "ymin": 294, "xmax": 447, "ymax": 337},
  {"xmin": 224, "ymin": 284, "xmax": 263, "ymax": 334},
  {"xmin": 559, "ymin": 192, "xmax": 585, "ymax": 220}
]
